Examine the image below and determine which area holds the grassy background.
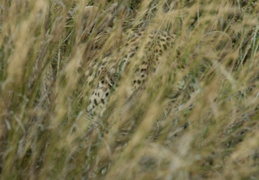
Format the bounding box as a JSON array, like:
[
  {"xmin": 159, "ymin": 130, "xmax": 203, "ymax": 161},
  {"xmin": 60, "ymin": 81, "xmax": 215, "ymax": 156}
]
[{"xmin": 0, "ymin": 0, "xmax": 258, "ymax": 179}]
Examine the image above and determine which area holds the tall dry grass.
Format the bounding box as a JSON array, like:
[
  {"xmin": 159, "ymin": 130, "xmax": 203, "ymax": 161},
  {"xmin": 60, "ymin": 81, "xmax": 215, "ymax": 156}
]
[{"xmin": 0, "ymin": 0, "xmax": 258, "ymax": 179}]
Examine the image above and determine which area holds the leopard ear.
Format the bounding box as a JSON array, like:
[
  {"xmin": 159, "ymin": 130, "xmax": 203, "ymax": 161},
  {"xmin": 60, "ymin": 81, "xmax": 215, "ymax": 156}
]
[
  {"xmin": 71, "ymin": 5, "xmax": 100, "ymax": 43},
  {"xmin": 80, "ymin": 6, "xmax": 100, "ymax": 37},
  {"xmin": 85, "ymin": 3, "xmax": 119, "ymax": 33},
  {"xmin": 83, "ymin": 6, "xmax": 99, "ymax": 27},
  {"xmin": 75, "ymin": 4, "xmax": 118, "ymax": 43}
]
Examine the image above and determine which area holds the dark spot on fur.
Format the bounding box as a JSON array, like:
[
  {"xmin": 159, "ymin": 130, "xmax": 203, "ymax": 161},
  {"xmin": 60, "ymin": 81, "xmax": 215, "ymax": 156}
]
[
  {"xmin": 129, "ymin": 52, "xmax": 135, "ymax": 58},
  {"xmin": 94, "ymin": 99, "xmax": 98, "ymax": 106},
  {"xmin": 183, "ymin": 122, "xmax": 189, "ymax": 129}
]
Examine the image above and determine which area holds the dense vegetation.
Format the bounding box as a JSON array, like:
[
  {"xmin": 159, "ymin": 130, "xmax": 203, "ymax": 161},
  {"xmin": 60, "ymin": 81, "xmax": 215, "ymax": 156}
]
[{"xmin": 0, "ymin": 0, "xmax": 258, "ymax": 179}]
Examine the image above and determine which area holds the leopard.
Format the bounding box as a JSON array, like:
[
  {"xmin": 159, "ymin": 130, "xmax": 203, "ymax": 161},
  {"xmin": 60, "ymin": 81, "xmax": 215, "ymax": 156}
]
[
  {"xmin": 39, "ymin": 3, "xmax": 178, "ymax": 119},
  {"xmin": 85, "ymin": 29, "xmax": 176, "ymax": 119}
]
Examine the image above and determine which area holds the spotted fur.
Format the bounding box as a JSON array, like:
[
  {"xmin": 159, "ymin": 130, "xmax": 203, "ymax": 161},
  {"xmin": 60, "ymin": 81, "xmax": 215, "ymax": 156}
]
[{"xmin": 86, "ymin": 29, "xmax": 175, "ymax": 117}]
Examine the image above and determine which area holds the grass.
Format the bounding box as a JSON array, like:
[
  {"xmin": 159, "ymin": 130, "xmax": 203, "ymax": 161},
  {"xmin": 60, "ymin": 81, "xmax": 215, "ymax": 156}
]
[{"xmin": 0, "ymin": 0, "xmax": 258, "ymax": 179}]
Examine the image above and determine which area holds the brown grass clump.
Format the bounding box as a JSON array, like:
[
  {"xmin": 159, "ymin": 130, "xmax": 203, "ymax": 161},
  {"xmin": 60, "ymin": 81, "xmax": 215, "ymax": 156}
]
[{"xmin": 0, "ymin": 0, "xmax": 258, "ymax": 179}]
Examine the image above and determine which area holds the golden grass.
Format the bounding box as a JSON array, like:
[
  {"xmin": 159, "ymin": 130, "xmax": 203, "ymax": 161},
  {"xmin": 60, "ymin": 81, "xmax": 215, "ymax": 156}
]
[{"xmin": 0, "ymin": 0, "xmax": 258, "ymax": 179}]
